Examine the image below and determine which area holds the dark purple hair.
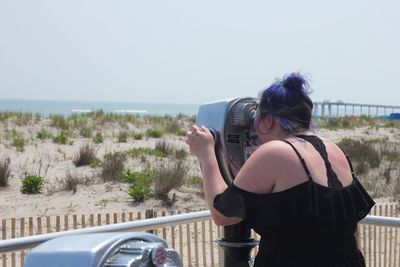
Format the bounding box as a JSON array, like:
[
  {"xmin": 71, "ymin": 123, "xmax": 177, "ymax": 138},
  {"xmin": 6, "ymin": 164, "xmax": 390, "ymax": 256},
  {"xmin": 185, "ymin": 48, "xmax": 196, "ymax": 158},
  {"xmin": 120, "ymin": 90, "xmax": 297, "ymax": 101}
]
[{"xmin": 257, "ymin": 72, "xmax": 313, "ymax": 133}]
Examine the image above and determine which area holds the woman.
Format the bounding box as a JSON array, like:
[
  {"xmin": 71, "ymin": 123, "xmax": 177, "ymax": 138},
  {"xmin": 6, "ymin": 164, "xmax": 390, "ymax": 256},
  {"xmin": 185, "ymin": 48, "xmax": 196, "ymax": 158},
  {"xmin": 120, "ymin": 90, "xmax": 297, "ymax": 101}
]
[{"xmin": 186, "ymin": 73, "xmax": 375, "ymax": 266}]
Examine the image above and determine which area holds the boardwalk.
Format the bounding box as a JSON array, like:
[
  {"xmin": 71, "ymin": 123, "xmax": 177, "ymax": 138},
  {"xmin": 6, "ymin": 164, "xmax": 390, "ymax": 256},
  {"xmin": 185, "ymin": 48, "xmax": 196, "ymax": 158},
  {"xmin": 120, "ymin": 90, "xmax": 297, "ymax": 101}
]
[{"xmin": 313, "ymin": 101, "xmax": 400, "ymax": 118}]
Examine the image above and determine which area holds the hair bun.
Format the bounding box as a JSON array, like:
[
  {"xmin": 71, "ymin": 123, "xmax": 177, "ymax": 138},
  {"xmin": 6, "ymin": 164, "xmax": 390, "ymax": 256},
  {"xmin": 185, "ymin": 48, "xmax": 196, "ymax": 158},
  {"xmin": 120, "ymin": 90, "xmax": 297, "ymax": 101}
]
[{"xmin": 282, "ymin": 73, "xmax": 308, "ymax": 94}]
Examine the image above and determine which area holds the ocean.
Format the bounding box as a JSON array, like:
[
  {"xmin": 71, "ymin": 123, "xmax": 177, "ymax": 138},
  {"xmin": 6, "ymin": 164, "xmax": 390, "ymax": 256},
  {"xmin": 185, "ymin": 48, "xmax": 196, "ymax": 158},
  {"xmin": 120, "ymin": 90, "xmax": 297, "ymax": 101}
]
[{"xmin": 0, "ymin": 99, "xmax": 199, "ymax": 117}]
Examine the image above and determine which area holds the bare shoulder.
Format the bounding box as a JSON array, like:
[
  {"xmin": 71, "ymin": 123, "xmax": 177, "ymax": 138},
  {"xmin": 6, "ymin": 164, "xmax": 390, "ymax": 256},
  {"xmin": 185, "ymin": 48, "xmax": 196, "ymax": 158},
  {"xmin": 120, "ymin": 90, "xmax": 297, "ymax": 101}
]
[{"xmin": 233, "ymin": 140, "xmax": 300, "ymax": 194}]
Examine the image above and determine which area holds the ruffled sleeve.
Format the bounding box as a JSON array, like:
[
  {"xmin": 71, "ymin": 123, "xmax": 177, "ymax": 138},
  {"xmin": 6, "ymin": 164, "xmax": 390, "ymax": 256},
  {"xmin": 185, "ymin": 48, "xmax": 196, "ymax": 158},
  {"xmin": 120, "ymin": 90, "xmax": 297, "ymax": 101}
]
[
  {"xmin": 213, "ymin": 183, "xmax": 247, "ymax": 219},
  {"xmin": 213, "ymin": 177, "xmax": 375, "ymax": 228}
]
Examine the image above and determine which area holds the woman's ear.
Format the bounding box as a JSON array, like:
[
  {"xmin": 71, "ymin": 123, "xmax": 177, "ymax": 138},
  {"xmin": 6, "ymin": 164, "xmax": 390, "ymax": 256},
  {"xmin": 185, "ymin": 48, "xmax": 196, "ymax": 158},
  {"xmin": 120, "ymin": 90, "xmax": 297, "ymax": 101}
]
[{"xmin": 264, "ymin": 115, "xmax": 275, "ymax": 131}]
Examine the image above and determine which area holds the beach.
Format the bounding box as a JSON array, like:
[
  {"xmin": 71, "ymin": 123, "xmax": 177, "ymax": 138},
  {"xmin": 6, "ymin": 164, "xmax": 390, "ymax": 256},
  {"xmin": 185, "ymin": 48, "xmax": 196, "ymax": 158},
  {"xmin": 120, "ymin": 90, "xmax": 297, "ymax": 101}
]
[{"xmin": 1, "ymin": 114, "xmax": 400, "ymax": 220}]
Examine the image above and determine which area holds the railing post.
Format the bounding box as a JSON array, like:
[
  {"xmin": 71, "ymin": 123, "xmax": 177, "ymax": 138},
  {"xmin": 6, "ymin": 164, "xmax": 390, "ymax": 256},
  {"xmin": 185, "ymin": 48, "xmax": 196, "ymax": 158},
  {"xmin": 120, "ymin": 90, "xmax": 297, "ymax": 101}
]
[
  {"xmin": 145, "ymin": 210, "xmax": 154, "ymax": 234},
  {"xmin": 219, "ymin": 227, "xmax": 225, "ymax": 267}
]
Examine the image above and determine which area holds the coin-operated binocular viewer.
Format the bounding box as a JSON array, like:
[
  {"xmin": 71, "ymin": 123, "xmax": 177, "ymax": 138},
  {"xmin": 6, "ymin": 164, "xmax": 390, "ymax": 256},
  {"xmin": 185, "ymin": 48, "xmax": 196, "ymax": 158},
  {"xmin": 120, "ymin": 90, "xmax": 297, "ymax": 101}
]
[
  {"xmin": 196, "ymin": 97, "xmax": 260, "ymax": 267},
  {"xmin": 24, "ymin": 232, "xmax": 183, "ymax": 267}
]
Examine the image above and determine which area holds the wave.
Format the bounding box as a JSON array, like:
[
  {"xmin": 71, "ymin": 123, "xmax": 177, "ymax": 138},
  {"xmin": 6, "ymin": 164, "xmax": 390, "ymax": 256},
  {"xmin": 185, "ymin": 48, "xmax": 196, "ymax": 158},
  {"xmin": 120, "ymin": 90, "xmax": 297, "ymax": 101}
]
[
  {"xmin": 113, "ymin": 109, "xmax": 148, "ymax": 114},
  {"xmin": 71, "ymin": 109, "xmax": 92, "ymax": 113}
]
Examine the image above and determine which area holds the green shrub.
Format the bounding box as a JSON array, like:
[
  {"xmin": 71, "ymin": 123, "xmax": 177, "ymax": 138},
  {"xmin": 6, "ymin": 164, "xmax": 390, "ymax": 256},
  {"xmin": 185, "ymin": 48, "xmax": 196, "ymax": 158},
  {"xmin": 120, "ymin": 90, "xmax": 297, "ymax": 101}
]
[
  {"xmin": 21, "ymin": 175, "xmax": 45, "ymax": 194},
  {"xmin": 186, "ymin": 175, "xmax": 203, "ymax": 187},
  {"xmin": 382, "ymin": 151, "xmax": 400, "ymax": 163},
  {"xmin": 164, "ymin": 119, "xmax": 184, "ymax": 135},
  {"xmin": 153, "ymin": 159, "xmax": 188, "ymax": 198},
  {"xmin": 53, "ymin": 132, "xmax": 69, "ymax": 144},
  {"xmin": 49, "ymin": 114, "xmax": 69, "ymax": 130},
  {"xmin": 393, "ymin": 177, "xmax": 400, "ymax": 204},
  {"xmin": 146, "ymin": 129, "xmax": 164, "ymax": 138},
  {"xmin": 93, "ymin": 133, "xmax": 104, "ymax": 144},
  {"xmin": 0, "ymin": 157, "xmax": 11, "ymax": 187},
  {"xmin": 101, "ymin": 152, "xmax": 126, "ymax": 182},
  {"xmin": 338, "ymin": 138, "xmax": 381, "ymax": 168},
  {"xmin": 177, "ymin": 129, "xmax": 187, "ymax": 136},
  {"xmin": 126, "ymin": 169, "xmax": 153, "ymax": 202},
  {"xmin": 318, "ymin": 116, "xmax": 381, "ymax": 130},
  {"xmin": 128, "ymin": 181, "xmax": 151, "ymax": 202},
  {"xmin": 34, "ymin": 113, "xmax": 42, "ymax": 122},
  {"xmin": 117, "ymin": 131, "xmax": 128, "ymax": 143},
  {"xmin": 14, "ymin": 112, "xmax": 34, "ymax": 126},
  {"xmin": 175, "ymin": 148, "xmax": 188, "ymax": 159},
  {"xmin": 12, "ymin": 134, "xmax": 26, "ymax": 152},
  {"xmin": 118, "ymin": 169, "xmax": 154, "ymax": 183},
  {"xmin": 80, "ymin": 127, "xmax": 92, "ymax": 138},
  {"xmin": 355, "ymin": 161, "xmax": 369, "ymax": 175},
  {"xmin": 90, "ymin": 158, "xmax": 102, "ymax": 168},
  {"xmin": 133, "ymin": 133, "xmax": 144, "ymax": 140},
  {"xmin": 73, "ymin": 144, "xmax": 96, "ymax": 167},
  {"xmin": 126, "ymin": 147, "xmax": 164, "ymax": 158},
  {"xmin": 155, "ymin": 139, "xmax": 173, "ymax": 157},
  {"xmin": 64, "ymin": 171, "xmax": 79, "ymax": 193},
  {"xmin": 36, "ymin": 129, "xmax": 51, "ymax": 140}
]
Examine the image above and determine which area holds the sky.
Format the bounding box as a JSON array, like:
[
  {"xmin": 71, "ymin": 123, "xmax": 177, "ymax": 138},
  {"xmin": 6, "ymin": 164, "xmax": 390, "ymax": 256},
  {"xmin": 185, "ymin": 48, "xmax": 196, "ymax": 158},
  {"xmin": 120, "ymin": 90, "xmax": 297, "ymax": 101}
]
[{"xmin": 0, "ymin": 0, "xmax": 399, "ymax": 105}]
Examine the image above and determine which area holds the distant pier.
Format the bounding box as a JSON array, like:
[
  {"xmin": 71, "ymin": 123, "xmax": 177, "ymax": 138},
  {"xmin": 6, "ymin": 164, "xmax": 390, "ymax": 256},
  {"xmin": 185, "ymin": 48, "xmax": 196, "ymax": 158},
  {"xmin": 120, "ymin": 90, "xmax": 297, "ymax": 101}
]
[{"xmin": 313, "ymin": 101, "xmax": 400, "ymax": 118}]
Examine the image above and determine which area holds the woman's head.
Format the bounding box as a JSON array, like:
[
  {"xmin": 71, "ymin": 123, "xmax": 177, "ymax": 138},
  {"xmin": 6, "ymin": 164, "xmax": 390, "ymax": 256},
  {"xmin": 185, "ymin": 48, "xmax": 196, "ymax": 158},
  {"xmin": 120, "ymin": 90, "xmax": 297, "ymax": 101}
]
[{"xmin": 256, "ymin": 73, "xmax": 313, "ymax": 134}]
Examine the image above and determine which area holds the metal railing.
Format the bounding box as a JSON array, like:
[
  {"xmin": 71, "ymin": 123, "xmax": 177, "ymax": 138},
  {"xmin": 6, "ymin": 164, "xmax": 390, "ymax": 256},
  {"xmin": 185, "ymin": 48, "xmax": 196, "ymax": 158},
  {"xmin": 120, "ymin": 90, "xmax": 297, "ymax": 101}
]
[
  {"xmin": 0, "ymin": 210, "xmax": 212, "ymax": 253},
  {"xmin": 1, "ymin": 211, "xmax": 400, "ymax": 266},
  {"xmin": 360, "ymin": 215, "xmax": 400, "ymax": 228}
]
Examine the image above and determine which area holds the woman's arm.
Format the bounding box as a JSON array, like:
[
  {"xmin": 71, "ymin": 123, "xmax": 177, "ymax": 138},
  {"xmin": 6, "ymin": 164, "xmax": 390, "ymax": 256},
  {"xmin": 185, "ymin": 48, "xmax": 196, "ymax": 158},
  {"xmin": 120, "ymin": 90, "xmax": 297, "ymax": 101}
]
[{"xmin": 186, "ymin": 125, "xmax": 242, "ymax": 226}]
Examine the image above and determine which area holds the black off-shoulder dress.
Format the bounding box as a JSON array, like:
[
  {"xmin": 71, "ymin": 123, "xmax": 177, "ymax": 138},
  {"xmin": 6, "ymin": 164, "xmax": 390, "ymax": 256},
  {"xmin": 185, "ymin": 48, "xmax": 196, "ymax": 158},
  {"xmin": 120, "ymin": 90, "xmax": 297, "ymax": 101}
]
[{"xmin": 213, "ymin": 135, "xmax": 375, "ymax": 267}]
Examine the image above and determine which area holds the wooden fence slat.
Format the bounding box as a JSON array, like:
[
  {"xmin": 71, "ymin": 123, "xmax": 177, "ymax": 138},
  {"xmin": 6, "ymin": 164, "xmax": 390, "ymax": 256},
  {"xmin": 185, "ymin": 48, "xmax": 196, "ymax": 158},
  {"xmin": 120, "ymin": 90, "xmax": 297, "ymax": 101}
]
[
  {"xmin": 2, "ymin": 220, "xmax": 6, "ymax": 240},
  {"xmin": 145, "ymin": 210, "xmax": 153, "ymax": 234},
  {"xmin": 11, "ymin": 252, "xmax": 15, "ymax": 267},
  {"xmin": 113, "ymin": 213, "xmax": 118, "ymax": 224},
  {"xmin": 97, "ymin": 214, "xmax": 102, "ymax": 226},
  {"xmin": 394, "ymin": 206, "xmax": 398, "ymax": 267},
  {"xmin": 356, "ymin": 224, "xmax": 361, "ymax": 249},
  {"xmin": 20, "ymin": 217, "xmax": 25, "ymax": 267},
  {"xmin": 209, "ymin": 220, "xmax": 215, "ymax": 267},
  {"xmin": 11, "ymin": 218, "xmax": 15, "ymax": 267},
  {"xmin": 162, "ymin": 211, "xmax": 167, "ymax": 240},
  {"xmin": 170, "ymin": 211, "xmax": 176, "ymax": 249},
  {"xmin": 201, "ymin": 220, "xmax": 206, "ymax": 266},
  {"xmin": 362, "ymin": 224, "xmax": 367, "ymax": 260},
  {"xmin": 106, "ymin": 214, "xmax": 110, "ymax": 225},
  {"xmin": 64, "ymin": 215, "xmax": 69, "ymax": 231},
  {"xmin": 28, "ymin": 217, "xmax": 33, "ymax": 236},
  {"xmin": 368, "ymin": 219, "xmax": 372, "ymax": 266},
  {"xmin": 81, "ymin": 215, "xmax": 86, "ymax": 228},
  {"xmin": 153, "ymin": 212, "xmax": 158, "ymax": 236},
  {"xmin": 178, "ymin": 211, "xmax": 183, "ymax": 262},
  {"xmin": 46, "ymin": 216, "xmax": 51, "ymax": 233},
  {"xmin": 36, "ymin": 217, "xmax": 42, "ymax": 235},
  {"xmin": 194, "ymin": 221, "xmax": 199, "ymax": 267},
  {"xmin": 89, "ymin": 214, "xmax": 94, "ymax": 227},
  {"xmin": 388, "ymin": 205, "xmax": 393, "ymax": 267},
  {"xmin": 73, "ymin": 215, "xmax": 77, "ymax": 229},
  {"xmin": 378, "ymin": 206, "xmax": 383, "ymax": 266},
  {"xmin": 384, "ymin": 205, "xmax": 388, "ymax": 267},
  {"xmin": 20, "ymin": 218, "xmax": 25, "ymax": 238},
  {"xmin": 373, "ymin": 206, "xmax": 377, "ymax": 267},
  {"xmin": 186, "ymin": 223, "xmax": 191, "ymax": 267},
  {"xmin": 56, "ymin": 216, "xmax": 61, "ymax": 232},
  {"xmin": 2, "ymin": 219, "xmax": 7, "ymax": 267}
]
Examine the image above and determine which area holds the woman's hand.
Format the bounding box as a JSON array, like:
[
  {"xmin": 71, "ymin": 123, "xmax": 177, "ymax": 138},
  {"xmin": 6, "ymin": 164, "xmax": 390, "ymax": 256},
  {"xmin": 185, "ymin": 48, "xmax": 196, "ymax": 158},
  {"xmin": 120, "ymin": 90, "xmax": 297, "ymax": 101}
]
[{"xmin": 185, "ymin": 125, "xmax": 215, "ymax": 161}]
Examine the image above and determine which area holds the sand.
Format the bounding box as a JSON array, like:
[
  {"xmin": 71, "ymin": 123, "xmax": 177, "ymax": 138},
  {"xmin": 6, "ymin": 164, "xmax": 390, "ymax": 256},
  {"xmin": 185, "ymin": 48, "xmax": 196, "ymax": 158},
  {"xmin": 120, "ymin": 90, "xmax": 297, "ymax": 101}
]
[{"xmin": 1, "ymin": 118, "xmax": 400, "ymax": 220}]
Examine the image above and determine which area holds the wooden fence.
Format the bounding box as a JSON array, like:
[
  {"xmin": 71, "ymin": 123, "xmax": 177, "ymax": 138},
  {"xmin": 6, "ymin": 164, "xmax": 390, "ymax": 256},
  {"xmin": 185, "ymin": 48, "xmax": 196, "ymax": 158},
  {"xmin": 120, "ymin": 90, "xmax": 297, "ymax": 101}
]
[
  {"xmin": 0, "ymin": 210, "xmax": 222, "ymax": 267},
  {"xmin": 1, "ymin": 204, "xmax": 400, "ymax": 267}
]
